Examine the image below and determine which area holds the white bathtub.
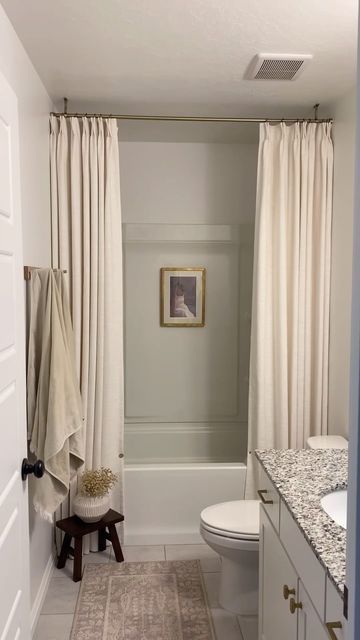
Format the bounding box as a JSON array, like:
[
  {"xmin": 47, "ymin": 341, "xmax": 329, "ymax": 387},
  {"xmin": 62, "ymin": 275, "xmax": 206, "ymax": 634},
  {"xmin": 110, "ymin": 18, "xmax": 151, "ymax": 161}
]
[{"xmin": 124, "ymin": 462, "xmax": 247, "ymax": 545}]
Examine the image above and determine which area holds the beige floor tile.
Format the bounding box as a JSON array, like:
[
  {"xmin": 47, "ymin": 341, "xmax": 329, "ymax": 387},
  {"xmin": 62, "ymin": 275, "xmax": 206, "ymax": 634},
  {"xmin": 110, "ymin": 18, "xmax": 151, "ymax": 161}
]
[
  {"xmin": 34, "ymin": 614, "xmax": 73, "ymax": 640},
  {"xmin": 41, "ymin": 578, "xmax": 80, "ymax": 615},
  {"xmin": 52, "ymin": 548, "xmax": 111, "ymax": 579},
  {"xmin": 165, "ymin": 543, "xmax": 221, "ymax": 572},
  {"xmin": 211, "ymin": 608, "xmax": 244, "ymax": 640},
  {"xmin": 237, "ymin": 615, "xmax": 258, "ymax": 640},
  {"xmin": 114, "ymin": 545, "xmax": 165, "ymax": 562},
  {"xmin": 203, "ymin": 572, "xmax": 221, "ymax": 608},
  {"xmin": 82, "ymin": 548, "xmax": 112, "ymax": 564}
]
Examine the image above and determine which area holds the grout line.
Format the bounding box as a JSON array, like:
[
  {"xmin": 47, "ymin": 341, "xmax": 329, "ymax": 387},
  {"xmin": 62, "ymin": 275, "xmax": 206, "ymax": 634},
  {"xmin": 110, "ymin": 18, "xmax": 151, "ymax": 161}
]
[
  {"xmin": 236, "ymin": 616, "xmax": 245, "ymax": 640},
  {"xmin": 38, "ymin": 612, "xmax": 75, "ymax": 617}
]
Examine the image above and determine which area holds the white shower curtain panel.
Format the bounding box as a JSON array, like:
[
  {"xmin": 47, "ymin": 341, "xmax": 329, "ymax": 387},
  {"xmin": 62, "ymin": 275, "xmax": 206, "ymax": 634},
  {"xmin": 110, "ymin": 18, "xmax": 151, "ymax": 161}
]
[
  {"xmin": 50, "ymin": 115, "xmax": 124, "ymax": 550},
  {"xmin": 246, "ymin": 122, "xmax": 333, "ymax": 498}
]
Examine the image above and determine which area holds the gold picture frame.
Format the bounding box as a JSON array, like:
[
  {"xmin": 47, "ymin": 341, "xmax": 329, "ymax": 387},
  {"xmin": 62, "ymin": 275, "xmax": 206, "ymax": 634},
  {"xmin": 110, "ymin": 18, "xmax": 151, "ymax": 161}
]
[{"xmin": 160, "ymin": 267, "xmax": 206, "ymax": 327}]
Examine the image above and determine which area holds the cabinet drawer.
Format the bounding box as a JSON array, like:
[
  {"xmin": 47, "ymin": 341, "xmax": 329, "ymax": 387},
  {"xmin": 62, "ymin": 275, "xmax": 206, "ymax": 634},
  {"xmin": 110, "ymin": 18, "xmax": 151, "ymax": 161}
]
[
  {"xmin": 280, "ymin": 501, "xmax": 326, "ymax": 620},
  {"xmin": 325, "ymin": 578, "xmax": 345, "ymax": 640},
  {"xmin": 258, "ymin": 465, "xmax": 280, "ymax": 532}
]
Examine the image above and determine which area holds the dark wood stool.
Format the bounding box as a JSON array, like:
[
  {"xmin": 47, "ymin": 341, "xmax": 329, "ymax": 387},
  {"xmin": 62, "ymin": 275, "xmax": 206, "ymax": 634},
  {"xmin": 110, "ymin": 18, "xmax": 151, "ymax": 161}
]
[{"xmin": 56, "ymin": 509, "xmax": 124, "ymax": 582}]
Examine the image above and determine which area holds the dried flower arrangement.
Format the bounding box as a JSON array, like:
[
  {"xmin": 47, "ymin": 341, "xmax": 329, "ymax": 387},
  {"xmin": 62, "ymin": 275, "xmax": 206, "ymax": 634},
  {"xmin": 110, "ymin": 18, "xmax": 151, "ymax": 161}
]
[{"xmin": 79, "ymin": 467, "xmax": 119, "ymax": 498}]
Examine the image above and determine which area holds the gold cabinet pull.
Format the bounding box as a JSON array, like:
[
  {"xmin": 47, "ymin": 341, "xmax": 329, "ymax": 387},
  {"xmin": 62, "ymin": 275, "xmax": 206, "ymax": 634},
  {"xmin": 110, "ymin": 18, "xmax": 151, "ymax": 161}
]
[
  {"xmin": 257, "ymin": 489, "xmax": 274, "ymax": 504},
  {"xmin": 326, "ymin": 621, "xmax": 342, "ymax": 639},
  {"xmin": 289, "ymin": 597, "xmax": 303, "ymax": 614},
  {"xmin": 283, "ymin": 585, "xmax": 296, "ymax": 600}
]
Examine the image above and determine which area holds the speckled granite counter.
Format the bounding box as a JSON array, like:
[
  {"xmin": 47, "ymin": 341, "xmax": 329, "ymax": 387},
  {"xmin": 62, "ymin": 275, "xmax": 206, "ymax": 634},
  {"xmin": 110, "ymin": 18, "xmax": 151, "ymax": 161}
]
[{"xmin": 255, "ymin": 449, "xmax": 347, "ymax": 596}]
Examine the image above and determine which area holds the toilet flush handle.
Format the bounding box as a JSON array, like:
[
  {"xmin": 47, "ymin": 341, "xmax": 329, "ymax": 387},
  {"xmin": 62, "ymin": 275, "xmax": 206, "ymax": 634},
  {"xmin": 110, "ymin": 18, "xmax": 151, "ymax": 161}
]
[{"xmin": 257, "ymin": 489, "xmax": 274, "ymax": 505}]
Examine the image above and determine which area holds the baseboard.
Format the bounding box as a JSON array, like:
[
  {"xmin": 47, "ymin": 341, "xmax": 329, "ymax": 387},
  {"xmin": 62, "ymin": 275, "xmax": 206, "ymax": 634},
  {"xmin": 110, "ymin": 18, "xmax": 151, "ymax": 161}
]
[
  {"xmin": 30, "ymin": 553, "xmax": 55, "ymax": 637},
  {"xmin": 124, "ymin": 531, "xmax": 203, "ymax": 545}
]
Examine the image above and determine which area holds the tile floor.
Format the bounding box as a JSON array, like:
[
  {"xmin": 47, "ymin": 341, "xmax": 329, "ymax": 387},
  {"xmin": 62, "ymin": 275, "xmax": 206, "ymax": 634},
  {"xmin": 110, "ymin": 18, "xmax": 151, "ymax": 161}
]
[{"xmin": 34, "ymin": 543, "xmax": 258, "ymax": 640}]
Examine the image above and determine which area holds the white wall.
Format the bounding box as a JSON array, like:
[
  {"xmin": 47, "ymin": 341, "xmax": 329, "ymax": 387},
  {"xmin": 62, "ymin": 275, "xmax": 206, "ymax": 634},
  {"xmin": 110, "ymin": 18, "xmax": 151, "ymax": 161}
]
[
  {"xmin": 119, "ymin": 141, "xmax": 257, "ymax": 463},
  {"xmin": 328, "ymin": 88, "xmax": 357, "ymax": 438},
  {"xmin": 0, "ymin": 2, "xmax": 53, "ymax": 621}
]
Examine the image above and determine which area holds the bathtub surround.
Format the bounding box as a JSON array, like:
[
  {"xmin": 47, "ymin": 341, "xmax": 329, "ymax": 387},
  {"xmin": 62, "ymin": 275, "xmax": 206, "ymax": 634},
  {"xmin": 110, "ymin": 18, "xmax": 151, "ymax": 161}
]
[
  {"xmin": 70, "ymin": 560, "xmax": 215, "ymax": 639},
  {"xmin": 246, "ymin": 122, "xmax": 334, "ymax": 497},
  {"xmin": 50, "ymin": 116, "xmax": 124, "ymax": 551},
  {"xmin": 120, "ymin": 140, "xmax": 256, "ymax": 544},
  {"xmin": 124, "ymin": 463, "xmax": 246, "ymax": 545},
  {"xmin": 120, "ymin": 141, "xmax": 257, "ymax": 466}
]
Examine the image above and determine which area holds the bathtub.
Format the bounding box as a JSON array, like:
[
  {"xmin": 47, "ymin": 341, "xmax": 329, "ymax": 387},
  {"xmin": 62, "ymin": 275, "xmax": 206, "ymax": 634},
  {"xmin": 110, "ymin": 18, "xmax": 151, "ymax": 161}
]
[{"xmin": 124, "ymin": 462, "xmax": 247, "ymax": 545}]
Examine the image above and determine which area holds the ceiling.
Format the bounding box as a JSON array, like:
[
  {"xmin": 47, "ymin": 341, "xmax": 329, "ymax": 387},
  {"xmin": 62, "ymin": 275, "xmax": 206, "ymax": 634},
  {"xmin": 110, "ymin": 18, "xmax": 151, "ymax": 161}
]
[{"xmin": 1, "ymin": 0, "xmax": 358, "ymax": 120}]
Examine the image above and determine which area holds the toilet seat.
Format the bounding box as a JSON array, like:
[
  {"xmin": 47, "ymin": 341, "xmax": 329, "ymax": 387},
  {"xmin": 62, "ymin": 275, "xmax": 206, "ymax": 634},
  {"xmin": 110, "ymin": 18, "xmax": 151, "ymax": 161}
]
[{"xmin": 200, "ymin": 500, "xmax": 260, "ymax": 541}]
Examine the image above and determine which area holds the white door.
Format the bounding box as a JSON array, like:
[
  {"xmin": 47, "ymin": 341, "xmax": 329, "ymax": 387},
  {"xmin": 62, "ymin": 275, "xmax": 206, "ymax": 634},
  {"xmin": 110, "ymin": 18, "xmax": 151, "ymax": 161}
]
[{"xmin": 0, "ymin": 71, "xmax": 31, "ymax": 637}]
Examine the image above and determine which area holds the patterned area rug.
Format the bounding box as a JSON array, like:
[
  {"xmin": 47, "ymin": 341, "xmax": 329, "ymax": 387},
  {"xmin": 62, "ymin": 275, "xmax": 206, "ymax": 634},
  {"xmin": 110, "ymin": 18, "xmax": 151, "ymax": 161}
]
[{"xmin": 70, "ymin": 560, "xmax": 216, "ymax": 639}]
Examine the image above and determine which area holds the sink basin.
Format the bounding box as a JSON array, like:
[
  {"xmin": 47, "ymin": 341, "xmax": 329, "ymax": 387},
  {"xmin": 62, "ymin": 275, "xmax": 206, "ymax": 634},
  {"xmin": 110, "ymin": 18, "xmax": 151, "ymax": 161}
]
[{"xmin": 320, "ymin": 490, "xmax": 347, "ymax": 529}]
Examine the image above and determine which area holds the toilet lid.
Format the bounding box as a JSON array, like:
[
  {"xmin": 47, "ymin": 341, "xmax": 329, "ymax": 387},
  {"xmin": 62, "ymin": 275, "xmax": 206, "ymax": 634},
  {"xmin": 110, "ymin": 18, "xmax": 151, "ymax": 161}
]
[{"xmin": 200, "ymin": 500, "xmax": 260, "ymax": 539}]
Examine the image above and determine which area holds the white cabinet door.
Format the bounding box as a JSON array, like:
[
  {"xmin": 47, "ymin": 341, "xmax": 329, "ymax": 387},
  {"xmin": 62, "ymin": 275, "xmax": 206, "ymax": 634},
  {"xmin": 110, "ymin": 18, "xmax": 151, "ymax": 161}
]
[
  {"xmin": 259, "ymin": 507, "xmax": 298, "ymax": 640},
  {"xmin": 297, "ymin": 582, "xmax": 328, "ymax": 640},
  {"xmin": 0, "ymin": 70, "xmax": 31, "ymax": 637},
  {"xmin": 325, "ymin": 578, "xmax": 346, "ymax": 640}
]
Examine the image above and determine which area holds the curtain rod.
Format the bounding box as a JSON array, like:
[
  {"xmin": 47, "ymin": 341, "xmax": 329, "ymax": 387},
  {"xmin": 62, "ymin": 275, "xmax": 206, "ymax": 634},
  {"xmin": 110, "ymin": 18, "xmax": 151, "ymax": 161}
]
[{"xmin": 49, "ymin": 112, "xmax": 333, "ymax": 124}]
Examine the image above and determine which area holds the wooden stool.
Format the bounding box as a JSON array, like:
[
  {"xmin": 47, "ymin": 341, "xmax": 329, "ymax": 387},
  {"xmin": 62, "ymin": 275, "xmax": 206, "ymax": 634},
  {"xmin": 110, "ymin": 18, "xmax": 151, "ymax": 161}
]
[{"xmin": 56, "ymin": 509, "xmax": 124, "ymax": 582}]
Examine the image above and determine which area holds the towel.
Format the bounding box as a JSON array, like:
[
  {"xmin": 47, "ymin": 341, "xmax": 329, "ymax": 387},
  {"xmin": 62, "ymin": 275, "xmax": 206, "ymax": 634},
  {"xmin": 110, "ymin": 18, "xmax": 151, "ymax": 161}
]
[{"xmin": 27, "ymin": 268, "xmax": 84, "ymax": 521}]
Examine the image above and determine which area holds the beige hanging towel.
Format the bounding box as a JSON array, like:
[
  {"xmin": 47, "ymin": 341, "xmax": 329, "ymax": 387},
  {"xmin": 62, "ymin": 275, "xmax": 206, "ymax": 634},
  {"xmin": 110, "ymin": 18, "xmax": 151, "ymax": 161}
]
[{"xmin": 27, "ymin": 268, "xmax": 84, "ymax": 521}]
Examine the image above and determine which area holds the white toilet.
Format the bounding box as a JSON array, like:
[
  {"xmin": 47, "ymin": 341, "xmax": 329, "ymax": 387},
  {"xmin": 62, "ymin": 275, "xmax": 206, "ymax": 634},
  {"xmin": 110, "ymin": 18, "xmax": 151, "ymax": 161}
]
[
  {"xmin": 200, "ymin": 499, "xmax": 259, "ymax": 614},
  {"xmin": 200, "ymin": 435, "xmax": 348, "ymax": 615}
]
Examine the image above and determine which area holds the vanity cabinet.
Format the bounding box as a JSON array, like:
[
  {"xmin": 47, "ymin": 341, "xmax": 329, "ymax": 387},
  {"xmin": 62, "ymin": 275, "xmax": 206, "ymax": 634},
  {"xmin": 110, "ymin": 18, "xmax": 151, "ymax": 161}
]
[
  {"xmin": 259, "ymin": 505, "xmax": 297, "ymax": 640},
  {"xmin": 259, "ymin": 496, "xmax": 346, "ymax": 640}
]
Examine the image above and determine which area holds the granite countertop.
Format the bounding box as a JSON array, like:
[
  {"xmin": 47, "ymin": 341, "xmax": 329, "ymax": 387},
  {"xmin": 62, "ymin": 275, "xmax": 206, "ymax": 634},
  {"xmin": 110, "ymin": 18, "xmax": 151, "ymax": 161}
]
[{"xmin": 255, "ymin": 449, "xmax": 347, "ymax": 596}]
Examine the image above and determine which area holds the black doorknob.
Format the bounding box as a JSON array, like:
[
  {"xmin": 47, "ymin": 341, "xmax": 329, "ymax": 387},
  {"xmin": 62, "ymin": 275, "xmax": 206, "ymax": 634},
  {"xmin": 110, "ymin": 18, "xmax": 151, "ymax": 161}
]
[{"xmin": 21, "ymin": 458, "xmax": 45, "ymax": 481}]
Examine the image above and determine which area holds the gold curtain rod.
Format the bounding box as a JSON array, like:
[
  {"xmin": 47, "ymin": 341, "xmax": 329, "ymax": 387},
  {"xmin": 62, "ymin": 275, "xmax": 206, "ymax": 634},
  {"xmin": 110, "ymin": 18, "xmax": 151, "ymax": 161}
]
[{"xmin": 49, "ymin": 112, "xmax": 333, "ymax": 124}]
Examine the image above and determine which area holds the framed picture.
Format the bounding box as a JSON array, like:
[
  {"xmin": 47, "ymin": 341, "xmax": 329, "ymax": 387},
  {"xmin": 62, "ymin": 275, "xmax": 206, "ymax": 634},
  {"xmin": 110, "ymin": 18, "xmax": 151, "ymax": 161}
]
[{"xmin": 160, "ymin": 267, "xmax": 206, "ymax": 327}]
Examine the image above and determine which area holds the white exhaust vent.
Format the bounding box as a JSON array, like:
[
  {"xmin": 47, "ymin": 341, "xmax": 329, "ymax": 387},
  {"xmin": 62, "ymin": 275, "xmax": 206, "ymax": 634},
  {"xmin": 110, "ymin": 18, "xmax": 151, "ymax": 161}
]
[{"xmin": 248, "ymin": 54, "xmax": 313, "ymax": 81}]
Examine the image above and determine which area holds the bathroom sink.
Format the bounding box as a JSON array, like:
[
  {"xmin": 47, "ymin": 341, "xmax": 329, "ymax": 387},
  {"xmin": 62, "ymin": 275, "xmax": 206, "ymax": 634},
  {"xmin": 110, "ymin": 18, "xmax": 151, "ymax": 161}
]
[{"xmin": 320, "ymin": 490, "xmax": 347, "ymax": 529}]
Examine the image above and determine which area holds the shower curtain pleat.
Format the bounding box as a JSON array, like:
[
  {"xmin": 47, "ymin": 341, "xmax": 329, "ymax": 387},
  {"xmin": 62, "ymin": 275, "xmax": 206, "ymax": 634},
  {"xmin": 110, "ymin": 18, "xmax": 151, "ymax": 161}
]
[
  {"xmin": 246, "ymin": 122, "xmax": 333, "ymax": 498},
  {"xmin": 50, "ymin": 115, "xmax": 124, "ymax": 553}
]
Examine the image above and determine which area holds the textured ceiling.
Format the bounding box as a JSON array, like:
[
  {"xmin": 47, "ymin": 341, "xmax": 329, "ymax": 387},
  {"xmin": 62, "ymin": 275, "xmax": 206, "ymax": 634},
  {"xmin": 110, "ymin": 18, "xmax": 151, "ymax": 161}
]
[{"xmin": 1, "ymin": 0, "xmax": 358, "ymax": 118}]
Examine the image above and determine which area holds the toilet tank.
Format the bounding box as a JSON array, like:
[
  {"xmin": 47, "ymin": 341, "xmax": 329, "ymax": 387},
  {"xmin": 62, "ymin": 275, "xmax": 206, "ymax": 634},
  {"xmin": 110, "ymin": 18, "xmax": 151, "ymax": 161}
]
[{"xmin": 306, "ymin": 435, "xmax": 348, "ymax": 450}]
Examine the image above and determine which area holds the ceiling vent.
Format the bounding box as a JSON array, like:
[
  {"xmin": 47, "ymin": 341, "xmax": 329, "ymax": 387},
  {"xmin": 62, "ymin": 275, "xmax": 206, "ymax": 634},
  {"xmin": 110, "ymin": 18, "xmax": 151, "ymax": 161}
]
[{"xmin": 248, "ymin": 54, "xmax": 313, "ymax": 81}]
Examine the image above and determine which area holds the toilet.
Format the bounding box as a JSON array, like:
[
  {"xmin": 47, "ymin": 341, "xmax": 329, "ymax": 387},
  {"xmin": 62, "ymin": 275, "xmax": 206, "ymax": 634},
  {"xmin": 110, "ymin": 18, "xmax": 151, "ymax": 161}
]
[
  {"xmin": 200, "ymin": 435, "xmax": 348, "ymax": 615},
  {"xmin": 200, "ymin": 499, "xmax": 259, "ymax": 614}
]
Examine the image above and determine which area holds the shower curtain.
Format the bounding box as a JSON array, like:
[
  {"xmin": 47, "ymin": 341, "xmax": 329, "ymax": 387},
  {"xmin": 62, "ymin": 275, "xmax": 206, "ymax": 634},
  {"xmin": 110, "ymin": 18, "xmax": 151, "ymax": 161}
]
[
  {"xmin": 246, "ymin": 122, "xmax": 333, "ymax": 498},
  {"xmin": 50, "ymin": 115, "xmax": 124, "ymax": 550}
]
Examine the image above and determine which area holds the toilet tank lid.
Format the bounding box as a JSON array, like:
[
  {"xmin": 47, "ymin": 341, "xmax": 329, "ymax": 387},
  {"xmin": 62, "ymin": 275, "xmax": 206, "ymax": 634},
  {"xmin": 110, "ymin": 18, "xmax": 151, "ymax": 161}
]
[
  {"xmin": 306, "ymin": 435, "xmax": 348, "ymax": 450},
  {"xmin": 200, "ymin": 500, "xmax": 260, "ymax": 537}
]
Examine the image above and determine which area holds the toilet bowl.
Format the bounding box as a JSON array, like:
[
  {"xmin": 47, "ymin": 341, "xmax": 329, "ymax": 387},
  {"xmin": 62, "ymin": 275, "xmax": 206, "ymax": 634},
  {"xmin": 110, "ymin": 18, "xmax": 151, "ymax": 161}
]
[
  {"xmin": 200, "ymin": 434, "xmax": 348, "ymax": 616},
  {"xmin": 200, "ymin": 500, "xmax": 259, "ymax": 614}
]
